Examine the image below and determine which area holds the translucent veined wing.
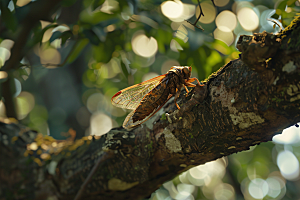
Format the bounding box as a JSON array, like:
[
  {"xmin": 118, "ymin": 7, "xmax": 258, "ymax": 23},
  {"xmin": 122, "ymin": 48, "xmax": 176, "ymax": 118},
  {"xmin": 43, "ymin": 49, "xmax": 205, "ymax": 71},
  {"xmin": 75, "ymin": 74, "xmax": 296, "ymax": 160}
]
[
  {"xmin": 111, "ymin": 74, "xmax": 166, "ymax": 110},
  {"xmin": 123, "ymin": 94, "xmax": 173, "ymax": 129}
]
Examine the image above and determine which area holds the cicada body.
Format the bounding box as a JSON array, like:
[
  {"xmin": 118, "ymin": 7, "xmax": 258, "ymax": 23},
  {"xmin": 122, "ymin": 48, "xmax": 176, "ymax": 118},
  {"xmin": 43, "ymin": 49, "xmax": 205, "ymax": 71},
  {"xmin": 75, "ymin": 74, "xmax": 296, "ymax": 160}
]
[{"xmin": 111, "ymin": 66, "xmax": 201, "ymax": 129}]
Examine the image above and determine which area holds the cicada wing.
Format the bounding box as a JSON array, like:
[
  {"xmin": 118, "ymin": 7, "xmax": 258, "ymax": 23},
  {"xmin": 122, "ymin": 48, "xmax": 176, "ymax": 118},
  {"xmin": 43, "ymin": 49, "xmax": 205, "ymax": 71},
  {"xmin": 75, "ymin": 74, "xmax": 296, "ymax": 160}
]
[
  {"xmin": 111, "ymin": 75, "xmax": 166, "ymax": 110},
  {"xmin": 122, "ymin": 94, "xmax": 173, "ymax": 129}
]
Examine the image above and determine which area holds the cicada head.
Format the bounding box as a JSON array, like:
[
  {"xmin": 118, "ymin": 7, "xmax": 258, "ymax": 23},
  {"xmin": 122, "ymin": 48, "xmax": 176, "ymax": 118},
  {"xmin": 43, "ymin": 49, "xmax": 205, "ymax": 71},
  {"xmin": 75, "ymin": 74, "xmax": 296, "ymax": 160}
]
[
  {"xmin": 170, "ymin": 66, "xmax": 192, "ymax": 78},
  {"xmin": 182, "ymin": 66, "xmax": 192, "ymax": 79}
]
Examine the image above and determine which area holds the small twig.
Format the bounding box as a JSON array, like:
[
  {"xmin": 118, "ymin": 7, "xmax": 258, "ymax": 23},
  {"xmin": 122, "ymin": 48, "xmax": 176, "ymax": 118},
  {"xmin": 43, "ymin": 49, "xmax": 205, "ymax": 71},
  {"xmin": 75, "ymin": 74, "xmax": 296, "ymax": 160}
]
[
  {"xmin": 2, "ymin": 74, "xmax": 17, "ymax": 119},
  {"xmin": 74, "ymin": 152, "xmax": 110, "ymax": 200},
  {"xmin": 186, "ymin": 0, "xmax": 215, "ymax": 31}
]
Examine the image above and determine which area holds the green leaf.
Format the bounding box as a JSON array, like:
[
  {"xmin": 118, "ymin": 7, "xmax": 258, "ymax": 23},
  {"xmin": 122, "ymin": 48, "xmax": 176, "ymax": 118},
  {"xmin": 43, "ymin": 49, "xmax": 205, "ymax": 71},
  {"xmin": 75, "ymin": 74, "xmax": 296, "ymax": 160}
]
[
  {"xmin": 67, "ymin": 38, "xmax": 89, "ymax": 63},
  {"xmin": 49, "ymin": 31, "xmax": 73, "ymax": 45},
  {"xmin": 49, "ymin": 31, "xmax": 63, "ymax": 43},
  {"xmin": 60, "ymin": 31, "xmax": 73, "ymax": 45},
  {"xmin": 28, "ymin": 24, "xmax": 59, "ymax": 48},
  {"xmin": 83, "ymin": 29, "xmax": 101, "ymax": 45},
  {"xmin": 120, "ymin": 61, "xmax": 129, "ymax": 78},
  {"xmin": 91, "ymin": 0, "xmax": 106, "ymax": 10},
  {"xmin": 80, "ymin": 9, "xmax": 118, "ymax": 25},
  {"xmin": 0, "ymin": 1, "xmax": 18, "ymax": 31},
  {"xmin": 92, "ymin": 26, "xmax": 106, "ymax": 42},
  {"xmin": 61, "ymin": 0, "xmax": 77, "ymax": 7}
]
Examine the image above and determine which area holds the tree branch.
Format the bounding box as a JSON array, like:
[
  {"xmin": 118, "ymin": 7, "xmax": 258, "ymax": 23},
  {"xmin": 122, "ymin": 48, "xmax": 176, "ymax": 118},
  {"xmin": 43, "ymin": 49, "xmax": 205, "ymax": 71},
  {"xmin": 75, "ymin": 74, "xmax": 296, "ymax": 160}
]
[{"xmin": 1, "ymin": 15, "xmax": 300, "ymax": 200}]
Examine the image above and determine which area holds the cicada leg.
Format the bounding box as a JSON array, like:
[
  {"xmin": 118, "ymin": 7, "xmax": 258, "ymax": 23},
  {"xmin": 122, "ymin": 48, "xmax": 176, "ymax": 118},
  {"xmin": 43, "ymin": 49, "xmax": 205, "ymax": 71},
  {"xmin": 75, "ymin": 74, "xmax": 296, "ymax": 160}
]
[
  {"xmin": 185, "ymin": 77, "xmax": 203, "ymax": 86},
  {"xmin": 184, "ymin": 85, "xmax": 189, "ymax": 93},
  {"xmin": 174, "ymin": 89, "xmax": 181, "ymax": 110}
]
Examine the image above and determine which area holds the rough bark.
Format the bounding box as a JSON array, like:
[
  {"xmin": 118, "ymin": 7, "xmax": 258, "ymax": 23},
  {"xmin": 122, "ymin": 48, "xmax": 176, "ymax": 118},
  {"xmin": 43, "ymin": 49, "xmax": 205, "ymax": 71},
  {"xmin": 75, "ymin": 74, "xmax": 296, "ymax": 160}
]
[{"xmin": 1, "ymin": 16, "xmax": 300, "ymax": 200}]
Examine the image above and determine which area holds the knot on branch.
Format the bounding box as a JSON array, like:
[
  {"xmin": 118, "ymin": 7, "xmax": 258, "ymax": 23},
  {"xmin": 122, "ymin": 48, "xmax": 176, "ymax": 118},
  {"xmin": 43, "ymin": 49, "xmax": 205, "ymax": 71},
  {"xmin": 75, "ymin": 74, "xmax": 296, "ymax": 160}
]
[{"xmin": 236, "ymin": 31, "xmax": 281, "ymax": 71}]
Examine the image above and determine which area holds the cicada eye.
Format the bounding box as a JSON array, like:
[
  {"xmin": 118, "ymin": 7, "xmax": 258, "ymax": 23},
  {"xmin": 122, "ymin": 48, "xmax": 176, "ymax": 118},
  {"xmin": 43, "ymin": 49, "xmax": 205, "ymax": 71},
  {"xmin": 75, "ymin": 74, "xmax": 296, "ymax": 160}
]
[{"xmin": 182, "ymin": 67, "xmax": 191, "ymax": 78}]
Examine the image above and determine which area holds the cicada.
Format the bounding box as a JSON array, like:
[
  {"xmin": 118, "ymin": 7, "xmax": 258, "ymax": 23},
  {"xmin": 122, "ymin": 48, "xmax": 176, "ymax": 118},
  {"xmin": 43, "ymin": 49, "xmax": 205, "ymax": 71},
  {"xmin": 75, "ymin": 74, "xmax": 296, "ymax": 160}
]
[{"xmin": 111, "ymin": 66, "xmax": 202, "ymax": 129}]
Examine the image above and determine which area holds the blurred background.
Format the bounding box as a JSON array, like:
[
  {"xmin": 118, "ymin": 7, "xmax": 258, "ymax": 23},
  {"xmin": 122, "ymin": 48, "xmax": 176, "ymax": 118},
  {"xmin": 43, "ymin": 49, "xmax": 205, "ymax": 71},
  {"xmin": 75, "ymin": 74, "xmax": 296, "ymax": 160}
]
[{"xmin": 0, "ymin": 0, "xmax": 300, "ymax": 199}]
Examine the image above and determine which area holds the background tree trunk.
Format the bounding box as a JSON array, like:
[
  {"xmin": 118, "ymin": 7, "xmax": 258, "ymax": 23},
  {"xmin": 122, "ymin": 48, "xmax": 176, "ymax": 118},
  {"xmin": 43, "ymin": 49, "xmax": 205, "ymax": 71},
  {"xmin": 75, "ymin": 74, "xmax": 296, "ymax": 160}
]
[{"xmin": 1, "ymin": 15, "xmax": 300, "ymax": 200}]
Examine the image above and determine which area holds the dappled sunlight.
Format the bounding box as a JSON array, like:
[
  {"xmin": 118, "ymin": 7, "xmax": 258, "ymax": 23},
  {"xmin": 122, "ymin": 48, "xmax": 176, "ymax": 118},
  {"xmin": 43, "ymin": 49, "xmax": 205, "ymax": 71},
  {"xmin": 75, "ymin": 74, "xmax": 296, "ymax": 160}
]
[
  {"xmin": 170, "ymin": 39, "xmax": 183, "ymax": 52},
  {"xmin": 277, "ymin": 150, "xmax": 300, "ymax": 180},
  {"xmin": 39, "ymin": 47, "xmax": 61, "ymax": 68},
  {"xmin": 155, "ymin": 159, "xmax": 229, "ymax": 200},
  {"xmin": 16, "ymin": 91, "xmax": 35, "ymax": 120},
  {"xmin": 214, "ymin": 0, "xmax": 230, "ymax": 7},
  {"xmin": 2, "ymin": 0, "xmax": 300, "ymax": 199},
  {"xmin": 237, "ymin": 7, "xmax": 259, "ymax": 31},
  {"xmin": 16, "ymin": 0, "xmax": 31, "ymax": 7},
  {"xmin": 213, "ymin": 28, "xmax": 234, "ymax": 46},
  {"xmin": 197, "ymin": 2, "xmax": 216, "ymax": 24},
  {"xmin": 241, "ymin": 175, "xmax": 286, "ymax": 199},
  {"xmin": 273, "ymin": 124, "xmax": 300, "ymax": 144},
  {"xmin": 161, "ymin": 0, "xmax": 195, "ymax": 22},
  {"xmin": 248, "ymin": 178, "xmax": 269, "ymax": 199},
  {"xmin": 174, "ymin": 24, "xmax": 188, "ymax": 43},
  {"xmin": 0, "ymin": 39, "xmax": 14, "ymax": 67},
  {"xmin": 142, "ymin": 72, "xmax": 159, "ymax": 82},
  {"xmin": 90, "ymin": 112, "xmax": 112, "ymax": 136},
  {"xmin": 132, "ymin": 31, "xmax": 158, "ymax": 58},
  {"xmin": 216, "ymin": 11, "xmax": 237, "ymax": 32},
  {"xmin": 214, "ymin": 183, "xmax": 235, "ymax": 200}
]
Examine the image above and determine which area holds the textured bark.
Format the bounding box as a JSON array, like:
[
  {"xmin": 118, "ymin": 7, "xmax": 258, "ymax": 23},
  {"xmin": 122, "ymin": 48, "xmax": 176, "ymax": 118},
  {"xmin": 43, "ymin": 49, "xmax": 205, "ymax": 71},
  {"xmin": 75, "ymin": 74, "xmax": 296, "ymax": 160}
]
[{"xmin": 1, "ymin": 16, "xmax": 300, "ymax": 200}]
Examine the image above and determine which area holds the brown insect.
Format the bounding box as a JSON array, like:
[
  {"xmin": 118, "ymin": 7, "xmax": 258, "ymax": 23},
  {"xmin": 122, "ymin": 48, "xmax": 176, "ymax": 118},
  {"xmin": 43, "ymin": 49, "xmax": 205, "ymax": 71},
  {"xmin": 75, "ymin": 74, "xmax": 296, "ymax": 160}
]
[{"xmin": 111, "ymin": 66, "xmax": 202, "ymax": 129}]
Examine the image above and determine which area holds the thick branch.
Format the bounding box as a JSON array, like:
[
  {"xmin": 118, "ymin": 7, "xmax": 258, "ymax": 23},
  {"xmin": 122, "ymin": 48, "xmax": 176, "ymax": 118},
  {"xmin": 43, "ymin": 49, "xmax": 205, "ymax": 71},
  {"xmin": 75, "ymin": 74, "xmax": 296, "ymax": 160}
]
[{"xmin": 1, "ymin": 16, "xmax": 300, "ymax": 200}]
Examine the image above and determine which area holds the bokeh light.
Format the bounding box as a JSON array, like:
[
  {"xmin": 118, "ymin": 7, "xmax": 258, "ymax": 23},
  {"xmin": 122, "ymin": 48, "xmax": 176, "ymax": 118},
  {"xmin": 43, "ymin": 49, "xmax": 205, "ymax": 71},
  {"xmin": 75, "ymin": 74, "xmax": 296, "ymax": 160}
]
[
  {"xmin": 174, "ymin": 24, "xmax": 188, "ymax": 43},
  {"xmin": 0, "ymin": 39, "xmax": 14, "ymax": 67},
  {"xmin": 150, "ymin": 188, "xmax": 169, "ymax": 200},
  {"xmin": 90, "ymin": 112, "xmax": 112, "ymax": 136},
  {"xmin": 13, "ymin": 78, "xmax": 22, "ymax": 97},
  {"xmin": 273, "ymin": 124, "xmax": 300, "ymax": 144},
  {"xmin": 213, "ymin": 28, "xmax": 234, "ymax": 46},
  {"xmin": 170, "ymin": 39, "xmax": 183, "ymax": 52},
  {"xmin": 237, "ymin": 7, "xmax": 259, "ymax": 31},
  {"xmin": 216, "ymin": 11, "xmax": 237, "ymax": 32},
  {"xmin": 16, "ymin": 0, "xmax": 31, "ymax": 7},
  {"xmin": 39, "ymin": 48, "xmax": 61, "ymax": 68},
  {"xmin": 16, "ymin": 91, "xmax": 35, "ymax": 120},
  {"xmin": 248, "ymin": 178, "xmax": 269, "ymax": 199},
  {"xmin": 161, "ymin": 0, "xmax": 195, "ymax": 22},
  {"xmin": 214, "ymin": 0, "xmax": 230, "ymax": 7},
  {"xmin": 277, "ymin": 150, "xmax": 299, "ymax": 180},
  {"xmin": 142, "ymin": 72, "xmax": 159, "ymax": 82},
  {"xmin": 0, "ymin": 71, "xmax": 8, "ymax": 80},
  {"xmin": 214, "ymin": 183, "xmax": 235, "ymax": 200},
  {"xmin": 163, "ymin": 181, "xmax": 195, "ymax": 200},
  {"xmin": 3, "ymin": 1, "xmax": 300, "ymax": 199},
  {"xmin": 0, "ymin": 48, "xmax": 10, "ymax": 67},
  {"xmin": 197, "ymin": 2, "xmax": 216, "ymax": 24},
  {"xmin": 0, "ymin": 39, "xmax": 14, "ymax": 49},
  {"xmin": 266, "ymin": 176, "xmax": 286, "ymax": 199},
  {"xmin": 29, "ymin": 105, "xmax": 49, "ymax": 135},
  {"xmin": 86, "ymin": 92, "xmax": 108, "ymax": 113},
  {"xmin": 132, "ymin": 32, "xmax": 158, "ymax": 58},
  {"xmin": 40, "ymin": 21, "xmax": 53, "ymax": 43}
]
